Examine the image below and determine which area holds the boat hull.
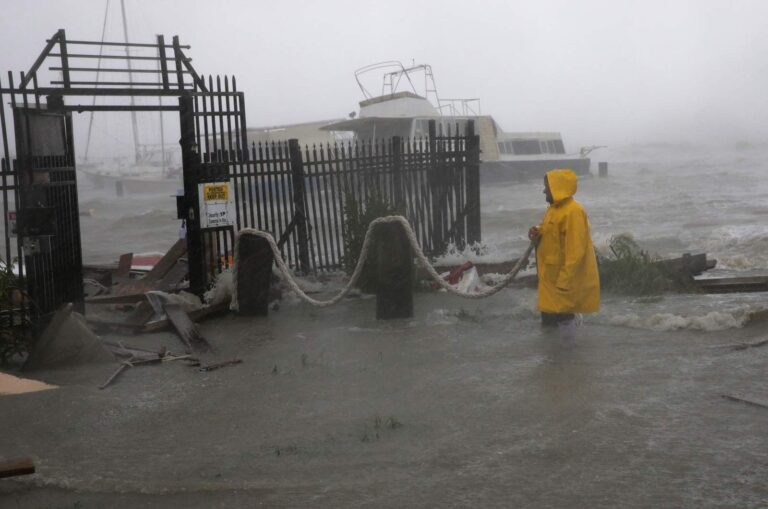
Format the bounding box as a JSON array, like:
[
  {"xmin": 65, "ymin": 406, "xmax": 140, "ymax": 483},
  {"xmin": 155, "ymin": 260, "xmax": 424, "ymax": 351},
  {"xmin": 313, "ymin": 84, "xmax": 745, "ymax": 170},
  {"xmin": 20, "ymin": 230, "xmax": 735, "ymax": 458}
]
[{"xmin": 480, "ymin": 158, "xmax": 591, "ymax": 185}]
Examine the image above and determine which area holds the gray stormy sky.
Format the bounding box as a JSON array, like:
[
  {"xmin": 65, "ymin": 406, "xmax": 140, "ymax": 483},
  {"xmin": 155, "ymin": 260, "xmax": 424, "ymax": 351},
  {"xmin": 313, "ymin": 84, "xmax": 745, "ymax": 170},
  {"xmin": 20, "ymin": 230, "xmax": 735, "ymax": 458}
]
[{"xmin": 1, "ymin": 0, "xmax": 767, "ymax": 157}]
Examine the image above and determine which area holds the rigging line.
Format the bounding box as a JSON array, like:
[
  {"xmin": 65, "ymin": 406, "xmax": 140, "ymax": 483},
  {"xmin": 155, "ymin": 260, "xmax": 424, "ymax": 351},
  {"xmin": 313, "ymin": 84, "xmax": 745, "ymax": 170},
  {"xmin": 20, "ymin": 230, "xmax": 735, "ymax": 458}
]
[{"xmin": 83, "ymin": 0, "xmax": 111, "ymax": 163}]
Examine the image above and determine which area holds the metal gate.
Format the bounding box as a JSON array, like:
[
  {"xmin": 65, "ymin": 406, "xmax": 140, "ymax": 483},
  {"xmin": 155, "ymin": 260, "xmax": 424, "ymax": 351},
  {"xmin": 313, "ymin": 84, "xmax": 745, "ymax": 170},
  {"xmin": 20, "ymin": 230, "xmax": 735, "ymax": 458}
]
[
  {"xmin": 1, "ymin": 29, "xmax": 242, "ymax": 332},
  {"xmin": 13, "ymin": 106, "xmax": 84, "ymax": 316},
  {"xmin": 179, "ymin": 76, "xmax": 248, "ymax": 295},
  {"xmin": 0, "ymin": 79, "xmax": 84, "ymax": 328}
]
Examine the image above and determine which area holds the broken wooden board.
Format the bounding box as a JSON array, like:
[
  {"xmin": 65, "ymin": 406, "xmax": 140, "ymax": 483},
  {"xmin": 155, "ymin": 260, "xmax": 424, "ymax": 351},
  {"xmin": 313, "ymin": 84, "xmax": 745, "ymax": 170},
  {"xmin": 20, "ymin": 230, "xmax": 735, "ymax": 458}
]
[
  {"xmin": 142, "ymin": 301, "xmax": 229, "ymax": 333},
  {"xmin": 198, "ymin": 358, "xmax": 242, "ymax": 372},
  {"xmin": 99, "ymin": 353, "xmax": 196, "ymax": 389},
  {"xmin": 107, "ymin": 240, "xmax": 187, "ymax": 297},
  {"xmin": 163, "ymin": 303, "xmax": 212, "ymax": 353},
  {"xmin": 86, "ymin": 261, "xmax": 188, "ymax": 303},
  {"xmin": 427, "ymin": 253, "xmax": 715, "ymax": 289},
  {"xmin": 655, "ymin": 253, "xmax": 716, "ymax": 277},
  {"xmin": 721, "ymin": 394, "xmax": 768, "ymax": 409},
  {"xmin": 116, "ymin": 253, "xmax": 133, "ymax": 278},
  {"xmin": 695, "ymin": 276, "xmax": 768, "ymax": 294},
  {"xmin": 87, "ymin": 301, "xmax": 228, "ymax": 335},
  {"xmin": 85, "ymin": 299, "xmax": 157, "ymax": 333},
  {"xmin": 0, "ymin": 458, "xmax": 35, "ymax": 479},
  {"xmin": 85, "ymin": 317, "xmax": 146, "ymax": 334},
  {"xmin": 86, "ymin": 293, "xmax": 150, "ymax": 305}
]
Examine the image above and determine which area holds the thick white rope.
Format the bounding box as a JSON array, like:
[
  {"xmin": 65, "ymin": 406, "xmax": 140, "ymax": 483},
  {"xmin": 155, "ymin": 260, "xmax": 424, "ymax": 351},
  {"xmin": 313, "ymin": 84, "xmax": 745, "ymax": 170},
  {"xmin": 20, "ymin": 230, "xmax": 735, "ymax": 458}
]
[{"xmin": 231, "ymin": 215, "xmax": 534, "ymax": 309}]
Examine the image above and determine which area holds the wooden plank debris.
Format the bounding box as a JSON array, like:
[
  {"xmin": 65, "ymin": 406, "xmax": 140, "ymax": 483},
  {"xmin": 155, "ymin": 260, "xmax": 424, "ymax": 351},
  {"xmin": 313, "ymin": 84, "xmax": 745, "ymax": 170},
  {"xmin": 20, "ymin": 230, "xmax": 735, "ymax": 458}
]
[
  {"xmin": 86, "ymin": 302, "xmax": 229, "ymax": 334},
  {"xmin": 655, "ymin": 253, "xmax": 715, "ymax": 277},
  {"xmin": 142, "ymin": 301, "xmax": 229, "ymax": 333},
  {"xmin": 115, "ymin": 253, "xmax": 133, "ymax": 278},
  {"xmin": 163, "ymin": 303, "xmax": 212, "ymax": 353},
  {"xmin": 99, "ymin": 352, "xmax": 196, "ymax": 389},
  {"xmin": 695, "ymin": 276, "xmax": 768, "ymax": 294},
  {"xmin": 721, "ymin": 394, "xmax": 768, "ymax": 410},
  {"xmin": 198, "ymin": 358, "xmax": 242, "ymax": 372},
  {"xmin": 99, "ymin": 362, "xmax": 131, "ymax": 389},
  {"xmin": 0, "ymin": 458, "xmax": 35, "ymax": 479},
  {"xmin": 428, "ymin": 252, "xmax": 716, "ymax": 290},
  {"xmin": 86, "ymin": 293, "xmax": 150, "ymax": 305},
  {"xmin": 710, "ymin": 338, "xmax": 768, "ymax": 351},
  {"xmin": 107, "ymin": 240, "xmax": 187, "ymax": 298}
]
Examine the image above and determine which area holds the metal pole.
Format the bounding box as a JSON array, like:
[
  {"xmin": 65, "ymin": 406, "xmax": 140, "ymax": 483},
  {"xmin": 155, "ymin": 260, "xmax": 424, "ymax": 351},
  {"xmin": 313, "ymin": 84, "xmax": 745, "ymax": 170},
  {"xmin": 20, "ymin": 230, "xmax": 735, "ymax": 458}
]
[{"xmin": 119, "ymin": 0, "xmax": 140, "ymax": 164}]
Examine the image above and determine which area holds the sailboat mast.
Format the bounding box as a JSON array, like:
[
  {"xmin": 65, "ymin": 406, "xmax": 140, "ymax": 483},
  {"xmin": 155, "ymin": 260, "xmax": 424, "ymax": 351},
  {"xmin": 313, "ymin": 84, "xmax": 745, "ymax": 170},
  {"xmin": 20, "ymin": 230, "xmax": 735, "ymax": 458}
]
[{"xmin": 120, "ymin": 0, "xmax": 141, "ymax": 165}]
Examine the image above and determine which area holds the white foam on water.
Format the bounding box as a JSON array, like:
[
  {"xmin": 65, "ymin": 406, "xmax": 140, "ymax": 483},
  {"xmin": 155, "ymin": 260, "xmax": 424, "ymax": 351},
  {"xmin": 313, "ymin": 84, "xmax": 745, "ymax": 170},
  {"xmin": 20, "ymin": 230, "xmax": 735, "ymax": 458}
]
[
  {"xmin": 702, "ymin": 225, "xmax": 768, "ymax": 269},
  {"xmin": 433, "ymin": 240, "xmax": 529, "ymax": 266},
  {"xmin": 604, "ymin": 309, "xmax": 751, "ymax": 332}
]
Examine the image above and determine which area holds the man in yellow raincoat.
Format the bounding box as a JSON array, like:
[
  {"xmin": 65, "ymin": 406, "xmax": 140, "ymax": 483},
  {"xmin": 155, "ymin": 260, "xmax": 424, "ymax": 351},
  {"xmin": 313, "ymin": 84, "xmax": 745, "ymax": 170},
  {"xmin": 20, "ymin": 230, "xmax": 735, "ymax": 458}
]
[{"xmin": 528, "ymin": 169, "xmax": 600, "ymax": 328}]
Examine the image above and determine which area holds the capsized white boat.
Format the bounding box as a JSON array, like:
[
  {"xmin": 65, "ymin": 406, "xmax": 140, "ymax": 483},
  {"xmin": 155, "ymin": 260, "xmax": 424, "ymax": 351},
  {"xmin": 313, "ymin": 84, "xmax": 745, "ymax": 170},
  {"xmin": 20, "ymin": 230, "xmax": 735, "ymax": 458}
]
[{"xmin": 319, "ymin": 61, "xmax": 598, "ymax": 184}]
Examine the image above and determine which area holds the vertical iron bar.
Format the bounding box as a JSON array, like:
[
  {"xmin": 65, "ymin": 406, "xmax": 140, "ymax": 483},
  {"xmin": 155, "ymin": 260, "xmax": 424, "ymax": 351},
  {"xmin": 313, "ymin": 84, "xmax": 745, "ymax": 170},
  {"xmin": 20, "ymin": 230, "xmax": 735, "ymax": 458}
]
[
  {"xmin": 207, "ymin": 76, "xmax": 217, "ymax": 160},
  {"xmin": 309, "ymin": 144, "xmax": 328, "ymax": 270},
  {"xmin": 223, "ymin": 76, "xmax": 241, "ymax": 228},
  {"xmin": 327, "ymin": 143, "xmax": 343, "ymax": 269},
  {"xmin": 180, "ymin": 93, "xmax": 204, "ymax": 296},
  {"xmin": 57, "ymin": 29, "xmax": 71, "ymax": 89},
  {"xmin": 303, "ymin": 145, "xmax": 318, "ymax": 272},
  {"xmin": 157, "ymin": 35, "xmax": 169, "ymax": 90},
  {"xmin": 263, "ymin": 142, "xmax": 277, "ymax": 239},
  {"xmin": 289, "ymin": 139, "xmax": 310, "ymax": 274},
  {"xmin": 465, "ymin": 120, "xmax": 481, "ymax": 245},
  {"xmin": 172, "ymin": 36, "xmax": 184, "ymax": 90},
  {"xmin": 318, "ymin": 144, "xmax": 335, "ymax": 269}
]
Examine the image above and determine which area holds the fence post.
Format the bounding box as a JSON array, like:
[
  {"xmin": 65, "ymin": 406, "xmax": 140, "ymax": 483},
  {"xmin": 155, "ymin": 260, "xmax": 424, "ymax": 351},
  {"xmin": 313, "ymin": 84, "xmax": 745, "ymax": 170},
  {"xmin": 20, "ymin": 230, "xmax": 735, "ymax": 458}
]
[
  {"xmin": 288, "ymin": 139, "xmax": 311, "ymax": 275},
  {"xmin": 235, "ymin": 234, "xmax": 273, "ymax": 316},
  {"xmin": 465, "ymin": 120, "xmax": 482, "ymax": 245},
  {"xmin": 375, "ymin": 222, "xmax": 413, "ymax": 319},
  {"xmin": 391, "ymin": 136, "xmax": 404, "ymax": 210},
  {"xmin": 179, "ymin": 93, "xmax": 204, "ymax": 296}
]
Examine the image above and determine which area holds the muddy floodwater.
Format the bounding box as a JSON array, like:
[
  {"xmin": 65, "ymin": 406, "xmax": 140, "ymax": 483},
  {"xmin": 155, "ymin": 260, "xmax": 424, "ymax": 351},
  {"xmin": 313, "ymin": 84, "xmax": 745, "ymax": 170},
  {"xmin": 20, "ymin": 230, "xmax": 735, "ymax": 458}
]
[{"xmin": 1, "ymin": 145, "xmax": 767, "ymax": 507}]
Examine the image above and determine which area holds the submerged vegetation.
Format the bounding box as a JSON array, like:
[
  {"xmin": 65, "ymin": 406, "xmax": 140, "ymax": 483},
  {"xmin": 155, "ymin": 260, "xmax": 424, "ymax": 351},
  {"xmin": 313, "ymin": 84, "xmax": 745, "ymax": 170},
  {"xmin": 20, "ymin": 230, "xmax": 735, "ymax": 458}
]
[
  {"xmin": 342, "ymin": 191, "xmax": 402, "ymax": 293},
  {"xmin": 598, "ymin": 234, "xmax": 695, "ymax": 295}
]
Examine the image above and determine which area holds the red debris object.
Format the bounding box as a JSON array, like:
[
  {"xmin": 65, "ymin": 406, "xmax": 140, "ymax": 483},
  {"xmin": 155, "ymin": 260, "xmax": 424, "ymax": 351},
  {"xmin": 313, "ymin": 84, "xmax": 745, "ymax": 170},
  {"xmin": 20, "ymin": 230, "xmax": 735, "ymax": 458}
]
[
  {"xmin": 432, "ymin": 261, "xmax": 474, "ymax": 289},
  {"xmin": 131, "ymin": 252, "xmax": 164, "ymax": 272}
]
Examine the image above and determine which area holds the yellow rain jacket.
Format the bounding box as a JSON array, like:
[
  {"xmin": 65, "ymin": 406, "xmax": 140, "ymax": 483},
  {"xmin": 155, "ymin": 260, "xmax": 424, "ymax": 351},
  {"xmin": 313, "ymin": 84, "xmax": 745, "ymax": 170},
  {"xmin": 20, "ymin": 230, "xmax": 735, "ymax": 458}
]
[{"xmin": 536, "ymin": 169, "xmax": 600, "ymax": 313}]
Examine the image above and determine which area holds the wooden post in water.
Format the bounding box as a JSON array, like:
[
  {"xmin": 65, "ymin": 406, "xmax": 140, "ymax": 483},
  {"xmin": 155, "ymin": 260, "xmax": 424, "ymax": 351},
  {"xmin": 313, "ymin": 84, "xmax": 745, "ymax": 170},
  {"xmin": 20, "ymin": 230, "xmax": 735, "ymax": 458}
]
[
  {"xmin": 235, "ymin": 234, "xmax": 273, "ymax": 316},
  {"xmin": 375, "ymin": 221, "xmax": 413, "ymax": 319}
]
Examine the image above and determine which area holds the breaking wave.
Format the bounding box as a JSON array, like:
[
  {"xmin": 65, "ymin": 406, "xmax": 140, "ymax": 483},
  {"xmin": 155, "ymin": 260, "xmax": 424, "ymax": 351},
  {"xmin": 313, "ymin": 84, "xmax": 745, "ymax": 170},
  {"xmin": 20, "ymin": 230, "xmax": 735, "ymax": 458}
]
[{"xmin": 702, "ymin": 225, "xmax": 768, "ymax": 270}]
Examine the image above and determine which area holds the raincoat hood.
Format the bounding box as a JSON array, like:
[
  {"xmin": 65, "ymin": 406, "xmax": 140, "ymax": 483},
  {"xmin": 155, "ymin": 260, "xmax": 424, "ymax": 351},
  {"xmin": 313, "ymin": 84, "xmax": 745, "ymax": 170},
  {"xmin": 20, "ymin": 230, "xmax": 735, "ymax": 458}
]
[{"xmin": 546, "ymin": 169, "xmax": 577, "ymax": 205}]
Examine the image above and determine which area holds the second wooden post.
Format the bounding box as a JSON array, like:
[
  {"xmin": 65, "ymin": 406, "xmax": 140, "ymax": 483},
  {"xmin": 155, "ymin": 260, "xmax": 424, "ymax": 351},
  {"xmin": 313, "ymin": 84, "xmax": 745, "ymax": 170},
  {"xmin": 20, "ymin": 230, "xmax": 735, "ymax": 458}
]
[
  {"xmin": 375, "ymin": 222, "xmax": 414, "ymax": 320},
  {"xmin": 235, "ymin": 234, "xmax": 274, "ymax": 316}
]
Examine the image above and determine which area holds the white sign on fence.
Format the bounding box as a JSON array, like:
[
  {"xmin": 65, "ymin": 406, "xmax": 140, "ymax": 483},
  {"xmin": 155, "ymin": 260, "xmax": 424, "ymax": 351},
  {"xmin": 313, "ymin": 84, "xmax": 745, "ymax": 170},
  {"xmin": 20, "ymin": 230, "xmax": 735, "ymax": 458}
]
[{"xmin": 198, "ymin": 182, "xmax": 234, "ymax": 229}]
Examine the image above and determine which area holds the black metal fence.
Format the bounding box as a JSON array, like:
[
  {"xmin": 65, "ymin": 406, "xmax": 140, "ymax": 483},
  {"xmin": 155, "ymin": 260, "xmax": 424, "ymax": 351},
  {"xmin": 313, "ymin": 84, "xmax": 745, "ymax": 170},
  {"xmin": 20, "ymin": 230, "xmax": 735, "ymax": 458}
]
[{"xmin": 186, "ymin": 119, "xmax": 481, "ymax": 288}]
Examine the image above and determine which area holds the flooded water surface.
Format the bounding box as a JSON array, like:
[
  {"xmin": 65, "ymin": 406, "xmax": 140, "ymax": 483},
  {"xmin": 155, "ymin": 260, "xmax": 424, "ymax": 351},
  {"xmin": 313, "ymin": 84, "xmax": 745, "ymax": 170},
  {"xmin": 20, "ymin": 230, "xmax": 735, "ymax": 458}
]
[{"xmin": 1, "ymin": 145, "xmax": 767, "ymax": 507}]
